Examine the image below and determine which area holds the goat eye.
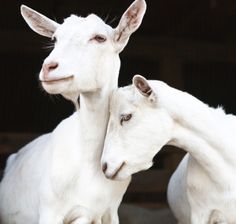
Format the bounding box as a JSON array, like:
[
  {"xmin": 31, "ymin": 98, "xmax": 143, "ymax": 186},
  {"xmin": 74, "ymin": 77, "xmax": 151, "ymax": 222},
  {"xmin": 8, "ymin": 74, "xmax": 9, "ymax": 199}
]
[
  {"xmin": 120, "ymin": 114, "xmax": 132, "ymax": 126},
  {"xmin": 93, "ymin": 35, "xmax": 107, "ymax": 43}
]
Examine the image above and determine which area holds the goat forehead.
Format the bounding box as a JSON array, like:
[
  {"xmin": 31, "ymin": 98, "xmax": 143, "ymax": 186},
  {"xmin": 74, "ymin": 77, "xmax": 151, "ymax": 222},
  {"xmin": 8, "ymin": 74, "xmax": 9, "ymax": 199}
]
[
  {"xmin": 110, "ymin": 87, "xmax": 138, "ymax": 114},
  {"xmin": 58, "ymin": 14, "xmax": 112, "ymax": 36},
  {"xmin": 117, "ymin": 87, "xmax": 139, "ymax": 104}
]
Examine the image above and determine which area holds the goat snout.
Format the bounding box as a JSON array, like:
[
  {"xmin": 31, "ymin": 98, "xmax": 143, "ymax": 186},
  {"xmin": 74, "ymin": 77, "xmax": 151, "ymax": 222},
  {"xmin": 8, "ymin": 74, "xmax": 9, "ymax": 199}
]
[
  {"xmin": 102, "ymin": 162, "xmax": 125, "ymax": 180},
  {"xmin": 42, "ymin": 62, "xmax": 58, "ymax": 79}
]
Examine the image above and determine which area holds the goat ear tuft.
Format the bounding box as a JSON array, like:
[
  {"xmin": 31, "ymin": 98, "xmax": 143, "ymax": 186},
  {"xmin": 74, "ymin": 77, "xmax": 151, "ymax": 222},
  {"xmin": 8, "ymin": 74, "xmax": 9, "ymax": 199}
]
[
  {"xmin": 114, "ymin": 0, "xmax": 146, "ymax": 52},
  {"xmin": 133, "ymin": 75, "xmax": 156, "ymax": 103},
  {"xmin": 21, "ymin": 5, "xmax": 59, "ymax": 38}
]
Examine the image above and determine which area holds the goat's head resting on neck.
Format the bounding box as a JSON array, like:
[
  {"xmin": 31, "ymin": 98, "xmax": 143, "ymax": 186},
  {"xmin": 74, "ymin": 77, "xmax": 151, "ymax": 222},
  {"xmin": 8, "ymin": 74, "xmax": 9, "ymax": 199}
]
[
  {"xmin": 20, "ymin": 0, "xmax": 147, "ymax": 105},
  {"xmin": 101, "ymin": 75, "xmax": 174, "ymax": 181}
]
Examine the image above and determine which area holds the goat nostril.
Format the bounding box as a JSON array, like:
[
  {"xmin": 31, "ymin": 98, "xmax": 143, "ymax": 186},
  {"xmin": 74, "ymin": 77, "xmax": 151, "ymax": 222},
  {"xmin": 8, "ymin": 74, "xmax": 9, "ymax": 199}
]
[
  {"xmin": 43, "ymin": 62, "xmax": 58, "ymax": 77},
  {"xmin": 47, "ymin": 62, "xmax": 58, "ymax": 72},
  {"xmin": 102, "ymin": 163, "xmax": 107, "ymax": 173}
]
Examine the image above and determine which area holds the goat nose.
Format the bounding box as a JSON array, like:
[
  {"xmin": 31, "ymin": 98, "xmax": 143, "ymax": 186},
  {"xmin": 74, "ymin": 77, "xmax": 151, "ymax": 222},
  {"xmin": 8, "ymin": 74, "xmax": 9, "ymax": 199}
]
[
  {"xmin": 102, "ymin": 162, "xmax": 108, "ymax": 173},
  {"xmin": 42, "ymin": 62, "xmax": 58, "ymax": 79}
]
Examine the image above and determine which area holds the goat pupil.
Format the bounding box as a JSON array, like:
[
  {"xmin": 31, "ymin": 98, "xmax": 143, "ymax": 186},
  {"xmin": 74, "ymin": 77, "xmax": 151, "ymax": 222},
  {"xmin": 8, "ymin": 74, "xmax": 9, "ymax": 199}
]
[
  {"xmin": 125, "ymin": 114, "xmax": 131, "ymax": 121},
  {"xmin": 120, "ymin": 114, "xmax": 132, "ymax": 125}
]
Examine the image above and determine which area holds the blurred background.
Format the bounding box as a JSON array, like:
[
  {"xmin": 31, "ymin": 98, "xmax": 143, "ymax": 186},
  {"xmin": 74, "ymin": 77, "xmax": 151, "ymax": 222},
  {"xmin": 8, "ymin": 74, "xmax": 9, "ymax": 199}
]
[{"xmin": 1, "ymin": 0, "xmax": 236, "ymax": 222}]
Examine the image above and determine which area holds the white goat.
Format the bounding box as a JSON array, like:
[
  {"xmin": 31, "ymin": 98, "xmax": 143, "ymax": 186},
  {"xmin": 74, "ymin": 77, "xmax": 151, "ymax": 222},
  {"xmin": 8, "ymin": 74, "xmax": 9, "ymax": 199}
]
[
  {"xmin": 0, "ymin": 2, "xmax": 146, "ymax": 224},
  {"xmin": 101, "ymin": 75, "xmax": 236, "ymax": 224}
]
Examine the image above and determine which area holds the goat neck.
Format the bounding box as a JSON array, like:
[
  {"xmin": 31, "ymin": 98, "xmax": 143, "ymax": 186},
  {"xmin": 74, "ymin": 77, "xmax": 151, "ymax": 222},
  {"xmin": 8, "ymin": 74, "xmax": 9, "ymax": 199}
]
[
  {"xmin": 79, "ymin": 82, "xmax": 117, "ymax": 161},
  {"xmin": 161, "ymin": 85, "xmax": 235, "ymax": 184}
]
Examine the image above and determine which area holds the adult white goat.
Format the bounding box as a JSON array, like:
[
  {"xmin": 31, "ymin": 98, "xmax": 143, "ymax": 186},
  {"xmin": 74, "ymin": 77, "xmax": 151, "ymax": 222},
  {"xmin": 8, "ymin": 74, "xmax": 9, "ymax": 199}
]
[
  {"xmin": 101, "ymin": 75, "xmax": 236, "ymax": 224},
  {"xmin": 0, "ymin": 1, "xmax": 146, "ymax": 224}
]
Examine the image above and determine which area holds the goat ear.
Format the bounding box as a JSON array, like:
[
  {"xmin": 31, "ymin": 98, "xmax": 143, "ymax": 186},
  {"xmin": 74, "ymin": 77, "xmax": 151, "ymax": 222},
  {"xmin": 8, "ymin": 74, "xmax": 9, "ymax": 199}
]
[
  {"xmin": 133, "ymin": 75, "xmax": 156, "ymax": 103},
  {"xmin": 21, "ymin": 5, "xmax": 59, "ymax": 38},
  {"xmin": 114, "ymin": 0, "xmax": 146, "ymax": 52}
]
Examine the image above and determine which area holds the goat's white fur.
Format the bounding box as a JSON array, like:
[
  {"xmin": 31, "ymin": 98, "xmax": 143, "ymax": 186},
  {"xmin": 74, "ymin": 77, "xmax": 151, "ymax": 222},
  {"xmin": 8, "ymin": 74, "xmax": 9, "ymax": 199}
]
[
  {"xmin": 101, "ymin": 75, "xmax": 236, "ymax": 224},
  {"xmin": 0, "ymin": 2, "xmax": 146, "ymax": 223}
]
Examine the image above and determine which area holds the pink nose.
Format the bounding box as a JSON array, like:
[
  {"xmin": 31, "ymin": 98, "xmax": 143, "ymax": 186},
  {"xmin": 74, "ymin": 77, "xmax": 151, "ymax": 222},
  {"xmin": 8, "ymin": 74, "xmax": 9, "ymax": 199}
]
[{"xmin": 42, "ymin": 62, "xmax": 58, "ymax": 79}]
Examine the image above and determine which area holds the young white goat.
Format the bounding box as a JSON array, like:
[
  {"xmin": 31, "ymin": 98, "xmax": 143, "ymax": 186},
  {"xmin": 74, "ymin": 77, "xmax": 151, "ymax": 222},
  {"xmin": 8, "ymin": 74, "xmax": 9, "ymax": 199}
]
[
  {"xmin": 0, "ymin": 2, "xmax": 146, "ymax": 224},
  {"xmin": 101, "ymin": 75, "xmax": 236, "ymax": 224}
]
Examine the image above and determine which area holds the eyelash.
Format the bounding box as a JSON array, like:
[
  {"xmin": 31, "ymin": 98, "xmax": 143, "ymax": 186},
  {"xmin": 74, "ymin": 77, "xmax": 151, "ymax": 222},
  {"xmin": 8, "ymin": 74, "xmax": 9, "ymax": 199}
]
[{"xmin": 120, "ymin": 114, "xmax": 132, "ymax": 126}]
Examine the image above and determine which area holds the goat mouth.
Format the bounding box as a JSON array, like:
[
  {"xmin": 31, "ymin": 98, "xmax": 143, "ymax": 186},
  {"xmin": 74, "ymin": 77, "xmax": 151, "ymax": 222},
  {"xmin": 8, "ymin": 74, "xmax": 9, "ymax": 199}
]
[
  {"xmin": 41, "ymin": 75, "xmax": 74, "ymax": 84},
  {"xmin": 105, "ymin": 162, "xmax": 126, "ymax": 180}
]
